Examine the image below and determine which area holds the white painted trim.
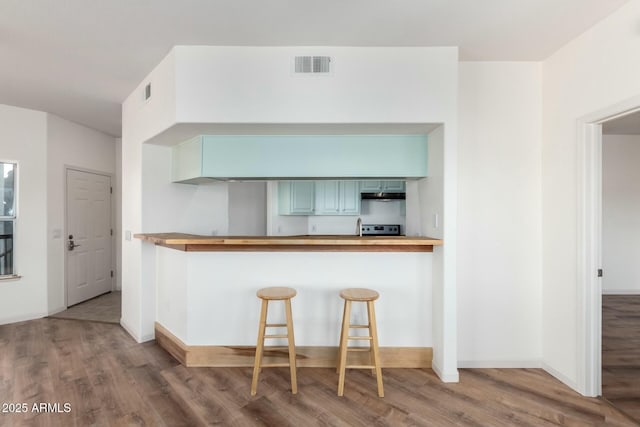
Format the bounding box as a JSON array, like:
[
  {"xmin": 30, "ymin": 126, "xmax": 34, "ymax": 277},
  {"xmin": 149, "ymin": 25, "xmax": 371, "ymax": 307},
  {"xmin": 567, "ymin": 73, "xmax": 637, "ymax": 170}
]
[
  {"xmin": 458, "ymin": 360, "xmax": 542, "ymax": 369},
  {"xmin": 576, "ymin": 121, "xmax": 602, "ymax": 397},
  {"xmin": 602, "ymin": 290, "xmax": 640, "ymax": 295},
  {"xmin": 432, "ymin": 357, "xmax": 459, "ymax": 382},
  {"xmin": 542, "ymin": 362, "xmax": 579, "ymax": 393},
  {"xmin": 576, "ymin": 94, "xmax": 640, "ymax": 398},
  {"xmin": 0, "ymin": 311, "xmax": 47, "ymax": 325}
]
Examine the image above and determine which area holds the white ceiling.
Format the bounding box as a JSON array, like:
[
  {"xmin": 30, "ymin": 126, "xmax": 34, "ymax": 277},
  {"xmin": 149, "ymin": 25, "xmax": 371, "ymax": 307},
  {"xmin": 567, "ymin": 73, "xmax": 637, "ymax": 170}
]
[{"xmin": 0, "ymin": 0, "xmax": 630, "ymax": 137}]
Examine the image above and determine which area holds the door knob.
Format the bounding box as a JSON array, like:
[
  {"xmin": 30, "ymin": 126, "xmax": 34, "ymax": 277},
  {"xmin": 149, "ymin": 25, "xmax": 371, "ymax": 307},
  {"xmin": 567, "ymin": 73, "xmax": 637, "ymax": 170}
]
[{"xmin": 67, "ymin": 239, "xmax": 81, "ymax": 251}]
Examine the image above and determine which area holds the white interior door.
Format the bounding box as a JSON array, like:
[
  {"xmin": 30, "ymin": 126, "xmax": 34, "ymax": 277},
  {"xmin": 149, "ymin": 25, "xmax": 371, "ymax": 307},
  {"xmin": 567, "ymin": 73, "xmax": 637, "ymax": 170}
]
[{"xmin": 66, "ymin": 169, "xmax": 112, "ymax": 306}]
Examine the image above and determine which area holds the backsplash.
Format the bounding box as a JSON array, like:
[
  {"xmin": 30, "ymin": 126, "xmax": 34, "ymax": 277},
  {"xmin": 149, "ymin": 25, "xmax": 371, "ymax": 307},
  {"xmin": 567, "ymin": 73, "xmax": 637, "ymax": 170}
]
[{"xmin": 307, "ymin": 199, "xmax": 406, "ymax": 235}]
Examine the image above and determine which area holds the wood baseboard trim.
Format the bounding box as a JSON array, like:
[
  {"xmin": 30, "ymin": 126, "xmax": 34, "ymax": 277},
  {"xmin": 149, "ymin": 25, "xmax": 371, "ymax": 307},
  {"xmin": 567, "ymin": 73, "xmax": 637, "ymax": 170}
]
[{"xmin": 155, "ymin": 322, "xmax": 432, "ymax": 368}]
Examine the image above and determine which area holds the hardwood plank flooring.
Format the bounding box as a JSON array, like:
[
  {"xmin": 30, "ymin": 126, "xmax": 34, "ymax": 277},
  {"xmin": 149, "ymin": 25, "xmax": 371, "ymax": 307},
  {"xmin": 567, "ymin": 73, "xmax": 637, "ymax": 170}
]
[
  {"xmin": 0, "ymin": 318, "xmax": 636, "ymax": 426},
  {"xmin": 603, "ymin": 295, "xmax": 640, "ymax": 423}
]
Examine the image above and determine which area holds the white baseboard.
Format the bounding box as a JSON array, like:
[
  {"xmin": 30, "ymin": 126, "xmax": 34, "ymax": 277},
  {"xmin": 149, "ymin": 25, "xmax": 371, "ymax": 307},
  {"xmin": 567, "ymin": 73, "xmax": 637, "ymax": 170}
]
[
  {"xmin": 431, "ymin": 358, "xmax": 460, "ymax": 382},
  {"xmin": 458, "ymin": 359, "xmax": 542, "ymax": 369},
  {"xmin": 541, "ymin": 362, "xmax": 579, "ymax": 394},
  {"xmin": 602, "ymin": 289, "xmax": 640, "ymax": 295},
  {"xmin": 0, "ymin": 311, "xmax": 47, "ymax": 325}
]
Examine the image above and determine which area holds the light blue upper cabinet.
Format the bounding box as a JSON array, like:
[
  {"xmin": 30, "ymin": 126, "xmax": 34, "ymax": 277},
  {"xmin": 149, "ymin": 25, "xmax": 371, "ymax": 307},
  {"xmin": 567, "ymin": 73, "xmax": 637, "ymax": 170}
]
[
  {"xmin": 315, "ymin": 181, "xmax": 360, "ymax": 216},
  {"xmin": 279, "ymin": 181, "xmax": 315, "ymax": 215},
  {"xmin": 172, "ymin": 134, "xmax": 428, "ymax": 183},
  {"xmin": 360, "ymin": 180, "xmax": 406, "ymax": 192},
  {"xmin": 360, "ymin": 181, "xmax": 382, "ymax": 192},
  {"xmin": 340, "ymin": 181, "xmax": 361, "ymax": 214},
  {"xmin": 315, "ymin": 181, "xmax": 340, "ymax": 214}
]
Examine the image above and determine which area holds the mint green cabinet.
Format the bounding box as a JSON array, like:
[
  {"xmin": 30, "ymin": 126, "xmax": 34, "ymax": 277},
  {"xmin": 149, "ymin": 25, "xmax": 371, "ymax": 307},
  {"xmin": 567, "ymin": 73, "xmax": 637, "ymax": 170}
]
[
  {"xmin": 172, "ymin": 134, "xmax": 428, "ymax": 183},
  {"xmin": 278, "ymin": 181, "xmax": 315, "ymax": 215},
  {"xmin": 360, "ymin": 180, "xmax": 406, "ymax": 192},
  {"xmin": 315, "ymin": 181, "xmax": 360, "ymax": 215}
]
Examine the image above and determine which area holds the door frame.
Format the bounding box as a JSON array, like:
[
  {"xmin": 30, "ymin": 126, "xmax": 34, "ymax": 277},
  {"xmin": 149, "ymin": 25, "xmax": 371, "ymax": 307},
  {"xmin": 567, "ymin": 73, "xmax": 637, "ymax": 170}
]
[
  {"xmin": 577, "ymin": 95, "xmax": 640, "ymax": 397},
  {"xmin": 64, "ymin": 166, "xmax": 115, "ymax": 308}
]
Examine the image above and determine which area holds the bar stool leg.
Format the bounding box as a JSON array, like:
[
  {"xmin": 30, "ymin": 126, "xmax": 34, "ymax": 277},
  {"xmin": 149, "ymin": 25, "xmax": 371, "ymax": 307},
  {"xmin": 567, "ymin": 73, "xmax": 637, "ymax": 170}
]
[
  {"xmin": 366, "ymin": 301, "xmax": 375, "ymax": 376},
  {"xmin": 368, "ymin": 300, "xmax": 384, "ymax": 397},
  {"xmin": 337, "ymin": 300, "xmax": 352, "ymax": 397},
  {"xmin": 251, "ymin": 299, "xmax": 269, "ymax": 396},
  {"xmin": 285, "ymin": 298, "xmax": 298, "ymax": 394},
  {"xmin": 336, "ymin": 300, "xmax": 347, "ymax": 374}
]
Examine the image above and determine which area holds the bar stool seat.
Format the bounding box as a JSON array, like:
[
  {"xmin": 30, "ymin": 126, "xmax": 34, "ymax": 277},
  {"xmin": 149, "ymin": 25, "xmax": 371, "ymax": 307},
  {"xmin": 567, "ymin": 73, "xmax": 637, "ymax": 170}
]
[
  {"xmin": 337, "ymin": 287, "xmax": 384, "ymax": 397},
  {"xmin": 251, "ymin": 287, "xmax": 297, "ymax": 396}
]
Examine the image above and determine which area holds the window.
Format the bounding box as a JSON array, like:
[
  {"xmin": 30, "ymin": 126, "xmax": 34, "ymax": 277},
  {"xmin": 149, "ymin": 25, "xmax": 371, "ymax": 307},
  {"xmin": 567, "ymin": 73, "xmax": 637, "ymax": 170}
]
[{"xmin": 0, "ymin": 162, "xmax": 16, "ymax": 277}]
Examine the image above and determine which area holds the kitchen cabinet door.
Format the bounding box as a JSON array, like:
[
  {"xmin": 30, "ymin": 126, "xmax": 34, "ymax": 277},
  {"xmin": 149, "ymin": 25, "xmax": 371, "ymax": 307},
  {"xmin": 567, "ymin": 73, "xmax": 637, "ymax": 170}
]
[
  {"xmin": 360, "ymin": 181, "xmax": 382, "ymax": 192},
  {"xmin": 315, "ymin": 181, "xmax": 340, "ymax": 214},
  {"xmin": 315, "ymin": 181, "xmax": 360, "ymax": 215},
  {"xmin": 279, "ymin": 181, "xmax": 315, "ymax": 215},
  {"xmin": 382, "ymin": 180, "xmax": 406, "ymax": 191},
  {"xmin": 340, "ymin": 181, "xmax": 361, "ymax": 214}
]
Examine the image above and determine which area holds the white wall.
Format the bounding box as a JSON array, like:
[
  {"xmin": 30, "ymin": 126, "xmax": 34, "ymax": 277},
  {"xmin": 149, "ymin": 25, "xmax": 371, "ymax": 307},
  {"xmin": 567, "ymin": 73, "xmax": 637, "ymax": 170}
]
[
  {"xmin": 228, "ymin": 182, "xmax": 267, "ymax": 235},
  {"xmin": 142, "ymin": 144, "xmax": 229, "ymax": 235},
  {"xmin": 542, "ymin": 0, "xmax": 640, "ymax": 391},
  {"xmin": 46, "ymin": 114, "xmax": 116, "ymax": 313},
  {"xmin": 175, "ymin": 46, "xmax": 457, "ymax": 124},
  {"xmin": 121, "ymin": 51, "xmax": 177, "ymax": 341},
  {"xmin": 457, "ymin": 62, "xmax": 543, "ymax": 367},
  {"xmin": 115, "ymin": 138, "xmax": 122, "ymax": 290},
  {"xmin": 0, "ymin": 104, "xmax": 48, "ymax": 324},
  {"xmin": 602, "ymin": 134, "xmax": 640, "ymax": 294}
]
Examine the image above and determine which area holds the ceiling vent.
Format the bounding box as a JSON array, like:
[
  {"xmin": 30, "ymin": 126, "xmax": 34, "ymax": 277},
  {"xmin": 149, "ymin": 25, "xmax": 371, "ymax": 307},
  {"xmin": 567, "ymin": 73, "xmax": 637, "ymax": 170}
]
[{"xmin": 294, "ymin": 56, "xmax": 331, "ymax": 74}]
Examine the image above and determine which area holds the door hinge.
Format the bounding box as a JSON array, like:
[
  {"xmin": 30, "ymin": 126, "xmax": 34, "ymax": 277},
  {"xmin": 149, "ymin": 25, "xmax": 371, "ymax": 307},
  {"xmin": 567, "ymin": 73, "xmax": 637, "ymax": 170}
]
[
  {"xmin": 110, "ymin": 228, "xmax": 113, "ymax": 236},
  {"xmin": 110, "ymin": 186, "xmax": 113, "ymax": 194},
  {"xmin": 111, "ymin": 270, "xmax": 114, "ymax": 278},
  {"xmin": 598, "ymin": 269, "xmax": 603, "ymax": 277}
]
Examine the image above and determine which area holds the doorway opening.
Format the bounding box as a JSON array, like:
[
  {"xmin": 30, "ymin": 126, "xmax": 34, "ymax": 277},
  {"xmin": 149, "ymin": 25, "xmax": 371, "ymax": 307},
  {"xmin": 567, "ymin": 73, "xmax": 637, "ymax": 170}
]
[
  {"xmin": 578, "ymin": 96, "xmax": 640, "ymax": 406},
  {"xmin": 599, "ymin": 111, "xmax": 640, "ymax": 421}
]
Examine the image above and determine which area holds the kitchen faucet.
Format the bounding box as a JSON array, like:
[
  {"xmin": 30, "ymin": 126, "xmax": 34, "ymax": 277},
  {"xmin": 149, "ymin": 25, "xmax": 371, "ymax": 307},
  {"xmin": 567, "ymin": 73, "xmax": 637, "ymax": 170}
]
[{"xmin": 356, "ymin": 217, "xmax": 362, "ymax": 237}]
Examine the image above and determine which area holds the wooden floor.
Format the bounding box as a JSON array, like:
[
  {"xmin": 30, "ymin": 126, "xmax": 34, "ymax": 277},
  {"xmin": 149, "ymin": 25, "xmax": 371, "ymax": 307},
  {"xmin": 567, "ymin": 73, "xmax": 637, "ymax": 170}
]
[
  {"xmin": 0, "ymin": 318, "xmax": 637, "ymax": 427},
  {"xmin": 603, "ymin": 295, "xmax": 640, "ymax": 423},
  {"xmin": 48, "ymin": 291, "xmax": 121, "ymax": 324}
]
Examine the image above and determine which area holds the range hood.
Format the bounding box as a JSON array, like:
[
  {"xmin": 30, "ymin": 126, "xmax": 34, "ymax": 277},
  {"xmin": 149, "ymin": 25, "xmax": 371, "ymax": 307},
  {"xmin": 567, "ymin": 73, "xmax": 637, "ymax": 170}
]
[{"xmin": 361, "ymin": 192, "xmax": 406, "ymax": 201}]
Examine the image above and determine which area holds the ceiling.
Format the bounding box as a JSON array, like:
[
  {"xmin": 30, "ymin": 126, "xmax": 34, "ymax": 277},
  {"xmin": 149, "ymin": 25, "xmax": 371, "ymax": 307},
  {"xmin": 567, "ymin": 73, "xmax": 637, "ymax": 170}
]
[
  {"xmin": 0, "ymin": 0, "xmax": 630, "ymax": 137},
  {"xmin": 603, "ymin": 110, "xmax": 640, "ymax": 135}
]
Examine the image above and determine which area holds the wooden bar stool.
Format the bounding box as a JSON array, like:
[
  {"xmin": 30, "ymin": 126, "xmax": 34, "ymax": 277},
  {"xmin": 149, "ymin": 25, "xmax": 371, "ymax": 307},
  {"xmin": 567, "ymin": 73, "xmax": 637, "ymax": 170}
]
[
  {"xmin": 337, "ymin": 288, "xmax": 384, "ymax": 397},
  {"xmin": 251, "ymin": 287, "xmax": 297, "ymax": 396}
]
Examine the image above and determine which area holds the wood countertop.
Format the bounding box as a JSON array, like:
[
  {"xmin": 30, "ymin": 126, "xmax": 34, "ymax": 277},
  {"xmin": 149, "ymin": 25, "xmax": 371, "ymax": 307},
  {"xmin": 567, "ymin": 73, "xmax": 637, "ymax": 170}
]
[{"xmin": 134, "ymin": 232, "xmax": 442, "ymax": 252}]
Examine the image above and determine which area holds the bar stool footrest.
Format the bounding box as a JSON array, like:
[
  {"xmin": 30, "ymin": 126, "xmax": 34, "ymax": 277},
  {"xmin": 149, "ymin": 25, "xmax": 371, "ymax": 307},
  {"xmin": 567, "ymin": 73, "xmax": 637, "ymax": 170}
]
[
  {"xmin": 261, "ymin": 363, "xmax": 292, "ymax": 368},
  {"xmin": 265, "ymin": 334, "xmax": 289, "ymax": 338},
  {"xmin": 266, "ymin": 323, "xmax": 287, "ymax": 327},
  {"xmin": 345, "ymin": 364, "xmax": 376, "ymax": 369},
  {"xmin": 347, "ymin": 347, "xmax": 371, "ymax": 352},
  {"xmin": 349, "ymin": 325, "xmax": 369, "ymax": 329},
  {"xmin": 347, "ymin": 336, "xmax": 373, "ymax": 340}
]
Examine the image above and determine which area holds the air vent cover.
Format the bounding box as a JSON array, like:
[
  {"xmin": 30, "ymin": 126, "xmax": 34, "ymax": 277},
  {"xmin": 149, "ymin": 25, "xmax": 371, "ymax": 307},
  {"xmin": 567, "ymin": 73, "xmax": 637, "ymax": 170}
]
[{"xmin": 295, "ymin": 56, "xmax": 331, "ymax": 73}]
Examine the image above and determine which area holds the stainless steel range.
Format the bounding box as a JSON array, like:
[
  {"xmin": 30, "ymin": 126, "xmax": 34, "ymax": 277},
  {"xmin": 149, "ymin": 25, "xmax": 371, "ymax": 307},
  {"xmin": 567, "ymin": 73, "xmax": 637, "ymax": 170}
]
[{"xmin": 361, "ymin": 224, "xmax": 402, "ymax": 236}]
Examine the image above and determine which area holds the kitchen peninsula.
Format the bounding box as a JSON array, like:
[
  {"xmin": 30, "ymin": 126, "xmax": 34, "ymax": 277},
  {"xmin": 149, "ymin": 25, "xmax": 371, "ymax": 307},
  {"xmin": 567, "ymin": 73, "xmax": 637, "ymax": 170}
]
[
  {"xmin": 136, "ymin": 232, "xmax": 442, "ymax": 252},
  {"xmin": 136, "ymin": 232, "xmax": 442, "ymax": 368}
]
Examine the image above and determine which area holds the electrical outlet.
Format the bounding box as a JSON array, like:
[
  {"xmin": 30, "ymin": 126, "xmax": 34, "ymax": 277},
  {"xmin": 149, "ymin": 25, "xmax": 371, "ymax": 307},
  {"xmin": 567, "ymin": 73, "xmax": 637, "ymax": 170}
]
[
  {"xmin": 433, "ymin": 213, "xmax": 439, "ymax": 229},
  {"xmin": 311, "ymin": 225, "xmax": 317, "ymax": 232}
]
